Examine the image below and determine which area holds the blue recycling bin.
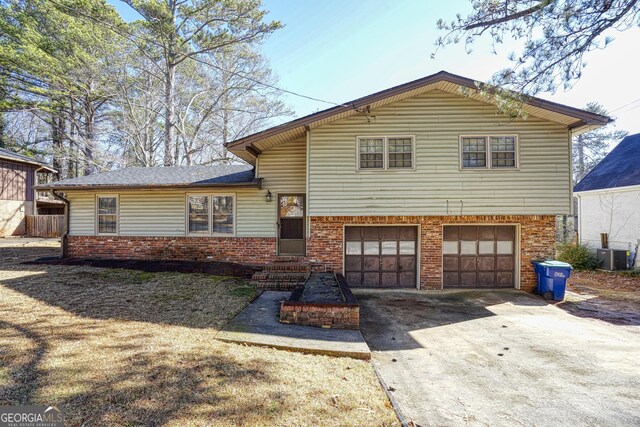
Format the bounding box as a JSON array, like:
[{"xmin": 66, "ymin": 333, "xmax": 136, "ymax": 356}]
[{"xmin": 532, "ymin": 260, "xmax": 573, "ymax": 301}]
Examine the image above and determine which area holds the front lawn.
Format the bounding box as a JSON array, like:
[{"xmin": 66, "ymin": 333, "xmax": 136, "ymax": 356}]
[{"xmin": 0, "ymin": 239, "xmax": 397, "ymax": 426}]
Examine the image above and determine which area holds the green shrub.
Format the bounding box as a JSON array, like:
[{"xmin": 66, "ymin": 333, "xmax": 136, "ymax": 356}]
[{"xmin": 556, "ymin": 242, "xmax": 601, "ymax": 270}]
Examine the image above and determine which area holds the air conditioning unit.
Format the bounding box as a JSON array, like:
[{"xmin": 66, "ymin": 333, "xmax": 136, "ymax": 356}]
[{"xmin": 597, "ymin": 249, "xmax": 628, "ymax": 271}]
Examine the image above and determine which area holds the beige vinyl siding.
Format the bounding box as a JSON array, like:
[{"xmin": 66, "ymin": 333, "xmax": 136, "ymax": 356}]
[
  {"xmin": 64, "ymin": 143, "xmax": 305, "ymax": 237},
  {"xmin": 119, "ymin": 192, "xmax": 186, "ymax": 236},
  {"xmin": 258, "ymin": 137, "xmax": 306, "ymax": 192},
  {"xmin": 309, "ymin": 90, "xmax": 571, "ymax": 216},
  {"xmin": 65, "ymin": 189, "xmax": 274, "ymax": 237},
  {"xmin": 66, "ymin": 192, "xmax": 95, "ymax": 235}
]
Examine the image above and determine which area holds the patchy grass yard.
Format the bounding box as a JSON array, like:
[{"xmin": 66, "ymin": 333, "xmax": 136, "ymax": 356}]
[
  {"xmin": 563, "ymin": 269, "xmax": 640, "ymax": 325},
  {"xmin": 0, "ymin": 239, "xmax": 397, "ymax": 426},
  {"xmin": 568, "ymin": 269, "xmax": 640, "ymax": 303}
]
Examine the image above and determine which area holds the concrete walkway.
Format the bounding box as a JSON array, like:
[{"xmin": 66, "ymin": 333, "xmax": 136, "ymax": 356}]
[{"xmin": 216, "ymin": 291, "xmax": 370, "ymax": 359}]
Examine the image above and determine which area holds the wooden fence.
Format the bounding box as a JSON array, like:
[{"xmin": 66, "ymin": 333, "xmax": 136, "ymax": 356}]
[{"xmin": 26, "ymin": 215, "xmax": 65, "ymax": 238}]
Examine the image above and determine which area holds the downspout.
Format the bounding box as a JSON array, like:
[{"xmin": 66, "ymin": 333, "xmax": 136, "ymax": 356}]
[{"xmin": 52, "ymin": 189, "xmax": 70, "ymax": 258}]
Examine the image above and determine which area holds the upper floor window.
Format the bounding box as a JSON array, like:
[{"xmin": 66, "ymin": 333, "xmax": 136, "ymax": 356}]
[
  {"xmin": 187, "ymin": 194, "xmax": 235, "ymax": 236},
  {"xmin": 460, "ymin": 135, "xmax": 518, "ymax": 169},
  {"xmin": 97, "ymin": 195, "xmax": 118, "ymax": 235},
  {"xmin": 357, "ymin": 136, "xmax": 414, "ymax": 170}
]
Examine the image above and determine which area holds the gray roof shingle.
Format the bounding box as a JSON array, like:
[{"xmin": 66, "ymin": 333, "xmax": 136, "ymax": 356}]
[
  {"xmin": 36, "ymin": 164, "xmax": 258, "ymax": 190},
  {"xmin": 574, "ymin": 133, "xmax": 640, "ymax": 192},
  {"xmin": 0, "ymin": 147, "xmax": 55, "ymax": 171}
]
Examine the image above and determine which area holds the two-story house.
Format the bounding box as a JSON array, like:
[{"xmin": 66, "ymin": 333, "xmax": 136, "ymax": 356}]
[
  {"xmin": 1, "ymin": 147, "xmax": 60, "ymax": 236},
  {"xmin": 37, "ymin": 71, "xmax": 610, "ymax": 291}
]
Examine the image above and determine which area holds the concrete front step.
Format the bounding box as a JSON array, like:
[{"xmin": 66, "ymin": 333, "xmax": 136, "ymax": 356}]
[
  {"xmin": 262, "ymin": 262, "xmax": 311, "ymax": 273},
  {"xmin": 251, "ymin": 270, "xmax": 310, "ymax": 290}
]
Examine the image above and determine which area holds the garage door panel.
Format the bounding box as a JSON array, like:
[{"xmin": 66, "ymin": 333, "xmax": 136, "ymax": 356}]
[
  {"xmin": 460, "ymin": 257, "xmax": 476, "ymax": 271},
  {"xmin": 398, "ymin": 256, "xmax": 416, "ymax": 271},
  {"xmin": 399, "ymin": 272, "xmax": 416, "ymax": 287},
  {"xmin": 363, "ymin": 272, "xmax": 380, "ymax": 287},
  {"xmin": 345, "ymin": 226, "xmax": 417, "ymax": 288},
  {"xmin": 345, "ymin": 256, "xmax": 361, "ymax": 271},
  {"xmin": 398, "ymin": 227, "xmax": 417, "ymax": 240},
  {"xmin": 459, "ymin": 227, "xmax": 477, "ymax": 240},
  {"xmin": 443, "ymin": 226, "xmax": 459, "ymax": 241},
  {"xmin": 363, "ymin": 227, "xmax": 380, "ymax": 240},
  {"xmin": 443, "ymin": 272, "xmax": 459, "ymax": 287},
  {"xmin": 478, "ymin": 272, "xmax": 495, "ymax": 287},
  {"xmin": 381, "ymin": 227, "xmax": 398, "ymax": 240},
  {"xmin": 346, "ymin": 272, "xmax": 361, "ymax": 286},
  {"xmin": 460, "ymin": 273, "xmax": 477, "ymax": 287},
  {"xmin": 443, "ymin": 255, "xmax": 458, "ymax": 271},
  {"xmin": 382, "ymin": 272, "xmax": 398, "ymax": 286},
  {"xmin": 363, "ymin": 256, "xmax": 379, "ymax": 271},
  {"xmin": 477, "ymin": 256, "xmax": 495, "ymax": 270},
  {"xmin": 381, "ymin": 256, "xmax": 397, "ymax": 270},
  {"xmin": 497, "ymin": 272, "xmax": 514, "ymax": 287},
  {"xmin": 497, "ymin": 256, "xmax": 514, "ymax": 270},
  {"xmin": 345, "ymin": 227, "xmax": 362, "ymax": 240},
  {"xmin": 497, "ymin": 226, "xmax": 515, "ymax": 240},
  {"xmin": 477, "ymin": 226, "xmax": 495, "ymax": 240}
]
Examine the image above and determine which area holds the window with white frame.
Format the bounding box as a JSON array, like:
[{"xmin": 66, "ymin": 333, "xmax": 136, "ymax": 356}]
[
  {"xmin": 187, "ymin": 194, "xmax": 235, "ymax": 236},
  {"xmin": 357, "ymin": 136, "xmax": 414, "ymax": 170},
  {"xmin": 461, "ymin": 135, "xmax": 517, "ymax": 169},
  {"xmin": 97, "ymin": 195, "xmax": 118, "ymax": 235}
]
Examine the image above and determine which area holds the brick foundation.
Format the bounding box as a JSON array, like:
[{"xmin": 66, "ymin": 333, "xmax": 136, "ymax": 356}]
[
  {"xmin": 65, "ymin": 215, "xmax": 556, "ymax": 292},
  {"xmin": 66, "ymin": 235, "xmax": 277, "ymax": 264},
  {"xmin": 306, "ymin": 215, "xmax": 556, "ymax": 292}
]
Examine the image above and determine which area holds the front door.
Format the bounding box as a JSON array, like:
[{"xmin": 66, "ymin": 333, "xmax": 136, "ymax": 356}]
[{"xmin": 278, "ymin": 194, "xmax": 305, "ymax": 256}]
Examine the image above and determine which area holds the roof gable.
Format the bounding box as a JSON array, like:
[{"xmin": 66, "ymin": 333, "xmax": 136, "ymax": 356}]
[
  {"xmin": 226, "ymin": 71, "xmax": 611, "ymax": 164},
  {"xmin": 574, "ymin": 133, "xmax": 640, "ymax": 192}
]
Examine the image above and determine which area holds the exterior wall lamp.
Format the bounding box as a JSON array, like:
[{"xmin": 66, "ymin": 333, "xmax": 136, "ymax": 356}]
[{"xmin": 265, "ymin": 190, "xmax": 273, "ymax": 203}]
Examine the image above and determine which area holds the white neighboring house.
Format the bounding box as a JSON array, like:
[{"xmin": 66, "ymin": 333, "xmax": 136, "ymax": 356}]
[{"xmin": 574, "ymin": 133, "xmax": 640, "ymax": 268}]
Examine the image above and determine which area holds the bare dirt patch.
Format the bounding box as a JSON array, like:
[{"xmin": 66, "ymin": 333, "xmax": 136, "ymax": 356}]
[
  {"xmin": 562, "ymin": 270, "xmax": 640, "ymax": 325},
  {"xmin": 0, "ymin": 240, "xmax": 397, "ymax": 426}
]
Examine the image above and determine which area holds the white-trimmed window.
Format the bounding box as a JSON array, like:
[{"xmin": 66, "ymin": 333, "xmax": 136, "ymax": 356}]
[
  {"xmin": 357, "ymin": 136, "xmax": 415, "ymax": 170},
  {"xmin": 187, "ymin": 194, "xmax": 235, "ymax": 236},
  {"xmin": 460, "ymin": 135, "xmax": 518, "ymax": 169},
  {"xmin": 97, "ymin": 195, "xmax": 118, "ymax": 235}
]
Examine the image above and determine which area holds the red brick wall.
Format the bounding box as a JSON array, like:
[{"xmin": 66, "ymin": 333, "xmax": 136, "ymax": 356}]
[
  {"xmin": 306, "ymin": 215, "xmax": 556, "ymax": 292},
  {"xmin": 65, "ymin": 215, "xmax": 556, "ymax": 292},
  {"xmin": 280, "ymin": 302, "xmax": 359, "ymax": 329},
  {"xmin": 66, "ymin": 235, "xmax": 277, "ymax": 264}
]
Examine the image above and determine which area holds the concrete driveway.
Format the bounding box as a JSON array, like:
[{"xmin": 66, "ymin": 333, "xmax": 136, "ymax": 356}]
[{"xmin": 354, "ymin": 289, "xmax": 640, "ymax": 427}]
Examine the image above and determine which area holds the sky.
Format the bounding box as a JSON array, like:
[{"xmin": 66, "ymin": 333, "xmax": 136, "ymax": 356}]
[{"xmin": 107, "ymin": 0, "xmax": 640, "ymax": 135}]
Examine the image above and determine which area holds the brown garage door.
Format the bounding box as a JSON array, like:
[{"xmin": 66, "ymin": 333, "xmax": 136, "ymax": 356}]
[
  {"xmin": 442, "ymin": 225, "xmax": 516, "ymax": 288},
  {"xmin": 344, "ymin": 226, "xmax": 417, "ymax": 288}
]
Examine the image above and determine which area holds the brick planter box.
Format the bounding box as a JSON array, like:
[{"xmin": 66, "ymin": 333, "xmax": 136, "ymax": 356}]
[{"xmin": 279, "ymin": 274, "xmax": 359, "ymax": 330}]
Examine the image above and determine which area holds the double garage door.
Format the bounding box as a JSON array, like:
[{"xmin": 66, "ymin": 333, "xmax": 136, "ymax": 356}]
[{"xmin": 343, "ymin": 225, "xmax": 516, "ymax": 288}]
